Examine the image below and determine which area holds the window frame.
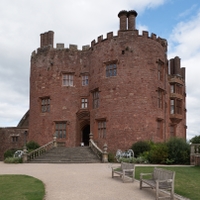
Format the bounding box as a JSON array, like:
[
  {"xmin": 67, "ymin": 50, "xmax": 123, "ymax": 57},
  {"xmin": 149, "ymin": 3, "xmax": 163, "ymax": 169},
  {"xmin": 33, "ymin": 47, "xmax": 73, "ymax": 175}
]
[
  {"xmin": 62, "ymin": 74, "xmax": 74, "ymax": 86},
  {"xmin": 41, "ymin": 97, "xmax": 50, "ymax": 113},
  {"xmin": 81, "ymin": 98, "xmax": 88, "ymax": 109},
  {"xmin": 106, "ymin": 64, "xmax": 117, "ymax": 77},
  {"xmin": 92, "ymin": 89, "xmax": 99, "ymax": 109},
  {"xmin": 157, "ymin": 60, "xmax": 164, "ymax": 81},
  {"xmin": 54, "ymin": 122, "xmax": 67, "ymax": 139},
  {"xmin": 157, "ymin": 88, "xmax": 164, "ymax": 109},
  {"xmin": 97, "ymin": 120, "xmax": 106, "ymax": 139},
  {"xmin": 82, "ymin": 75, "xmax": 89, "ymax": 86},
  {"xmin": 170, "ymin": 98, "xmax": 182, "ymax": 115},
  {"xmin": 157, "ymin": 119, "xmax": 163, "ymax": 138}
]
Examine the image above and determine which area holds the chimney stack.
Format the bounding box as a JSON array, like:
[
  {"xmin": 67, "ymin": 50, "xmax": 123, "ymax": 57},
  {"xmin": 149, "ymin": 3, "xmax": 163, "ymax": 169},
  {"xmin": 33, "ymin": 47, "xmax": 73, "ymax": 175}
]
[{"xmin": 118, "ymin": 10, "xmax": 137, "ymax": 31}]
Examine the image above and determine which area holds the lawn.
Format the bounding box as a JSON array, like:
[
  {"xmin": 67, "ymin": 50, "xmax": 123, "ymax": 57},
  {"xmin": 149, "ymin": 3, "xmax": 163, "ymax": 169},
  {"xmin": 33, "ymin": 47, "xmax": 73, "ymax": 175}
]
[
  {"xmin": 0, "ymin": 174, "xmax": 45, "ymax": 200},
  {"xmin": 135, "ymin": 166, "xmax": 200, "ymax": 200}
]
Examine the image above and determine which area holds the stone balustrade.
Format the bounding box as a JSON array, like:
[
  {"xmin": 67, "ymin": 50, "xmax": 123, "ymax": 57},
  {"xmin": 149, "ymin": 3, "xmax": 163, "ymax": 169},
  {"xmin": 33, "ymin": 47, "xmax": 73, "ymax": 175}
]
[
  {"xmin": 190, "ymin": 144, "xmax": 200, "ymax": 166},
  {"xmin": 89, "ymin": 133, "xmax": 108, "ymax": 163},
  {"xmin": 23, "ymin": 137, "xmax": 57, "ymax": 162}
]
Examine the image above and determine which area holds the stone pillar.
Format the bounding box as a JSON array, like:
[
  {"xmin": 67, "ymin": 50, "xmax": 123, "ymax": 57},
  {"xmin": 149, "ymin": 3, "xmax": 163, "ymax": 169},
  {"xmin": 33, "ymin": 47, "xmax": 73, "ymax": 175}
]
[
  {"xmin": 53, "ymin": 136, "xmax": 57, "ymax": 148},
  {"xmin": 89, "ymin": 133, "xmax": 93, "ymax": 147},
  {"xmin": 102, "ymin": 143, "xmax": 108, "ymax": 163},
  {"xmin": 23, "ymin": 146, "xmax": 28, "ymax": 163},
  {"xmin": 128, "ymin": 10, "xmax": 137, "ymax": 30},
  {"xmin": 118, "ymin": 10, "xmax": 128, "ymax": 31}
]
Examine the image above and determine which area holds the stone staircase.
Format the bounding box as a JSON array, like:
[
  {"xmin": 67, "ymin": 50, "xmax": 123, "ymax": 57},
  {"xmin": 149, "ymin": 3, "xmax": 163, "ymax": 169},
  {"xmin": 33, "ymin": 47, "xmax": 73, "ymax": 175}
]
[{"xmin": 29, "ymin": 146, "xmax": 101, "ymax": 163}]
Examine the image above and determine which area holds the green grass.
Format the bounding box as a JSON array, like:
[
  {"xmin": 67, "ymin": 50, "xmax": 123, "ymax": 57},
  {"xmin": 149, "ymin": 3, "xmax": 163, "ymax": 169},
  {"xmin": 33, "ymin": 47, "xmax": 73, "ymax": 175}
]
[
  {"xmin": 0, "ymin": 175, "xmax": 45, "ymax": 200},
  {"xmin": 135, "ymin": 166, "xmax": 200, "ymax": 200}
]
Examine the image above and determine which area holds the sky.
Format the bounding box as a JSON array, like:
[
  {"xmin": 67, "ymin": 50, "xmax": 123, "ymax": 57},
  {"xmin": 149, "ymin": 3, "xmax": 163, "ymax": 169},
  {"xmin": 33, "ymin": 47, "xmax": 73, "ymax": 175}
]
[{"xmin": 0, "ymin": 0, "xmax": 200, "ymax": 140}]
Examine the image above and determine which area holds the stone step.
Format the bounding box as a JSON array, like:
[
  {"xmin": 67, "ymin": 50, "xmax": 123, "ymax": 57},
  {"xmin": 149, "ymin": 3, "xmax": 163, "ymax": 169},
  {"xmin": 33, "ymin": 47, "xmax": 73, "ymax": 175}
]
[{"xmin": 30, "ymin": 146, "xmax": 101, "ymax": 163}]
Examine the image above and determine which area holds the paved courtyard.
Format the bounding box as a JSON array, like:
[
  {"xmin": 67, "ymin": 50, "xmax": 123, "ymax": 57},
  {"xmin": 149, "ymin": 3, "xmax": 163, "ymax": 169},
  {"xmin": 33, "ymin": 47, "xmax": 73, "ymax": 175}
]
[{"xmin": 0, "ymin": 162, "xmax": 185, "ymax": 200}]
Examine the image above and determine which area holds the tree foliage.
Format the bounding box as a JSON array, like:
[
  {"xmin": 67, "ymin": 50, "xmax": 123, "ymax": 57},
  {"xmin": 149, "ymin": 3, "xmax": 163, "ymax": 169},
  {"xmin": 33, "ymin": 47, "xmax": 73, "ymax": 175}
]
[
  {"xmin": 190, "ymin": 135, "xmax": 200, "ymax": 144},
  {"xmin": 166, "ymin": 137, "xmax": 190, "ymax": 164},
  {"xmin": 131, "ymin": 141, "xmax": 151, "ymax": 157}
]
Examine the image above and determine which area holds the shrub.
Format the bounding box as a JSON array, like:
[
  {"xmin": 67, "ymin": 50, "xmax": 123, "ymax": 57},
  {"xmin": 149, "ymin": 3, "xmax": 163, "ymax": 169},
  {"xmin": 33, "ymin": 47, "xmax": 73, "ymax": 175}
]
[
  {"xmin": 119, "ymin": 156, "xmax": 149, "ymax": 164},
  {"xmin": 4, "ymin": 149, "xmax": 18, "ymax": 159},
  {"xmin": 4, "ymin": 157, "xmax": 23, "ymax": 163},
  {"xmin": 148, "ymin": 143, "xmax": 168, "ymax": 164},
  {"xmin": 131, "ymin": 141, "xmax": 151, "ymax": 157},
  {"xmin": 26, "ymin": 141, "xmax": 40, "ymax": 151},
  {"xmin": 166, "ymin": 137, "xmax": 190, "ymax": 164},
  {"xmin": 108, "ymin": 153, "xmax": 115, "ymax": 162}
]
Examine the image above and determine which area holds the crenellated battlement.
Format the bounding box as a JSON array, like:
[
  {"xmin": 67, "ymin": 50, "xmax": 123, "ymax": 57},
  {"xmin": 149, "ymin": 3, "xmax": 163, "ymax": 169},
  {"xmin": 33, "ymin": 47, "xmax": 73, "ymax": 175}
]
[
  {"xmin": 90, "ymin": 29, "xmax": 167, "ymax": 50},
  {"xmin": 34, "ymin": 9, "xmax": 167, "ymax": 56}
]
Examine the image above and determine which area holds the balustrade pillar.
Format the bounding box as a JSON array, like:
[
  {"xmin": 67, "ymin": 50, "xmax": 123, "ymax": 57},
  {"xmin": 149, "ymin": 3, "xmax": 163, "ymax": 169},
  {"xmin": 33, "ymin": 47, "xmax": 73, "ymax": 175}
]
[
  {"xmin": 53, "ymin": 136, "xmax": 57, "ymax": 148},
  {"xmin": 23, "ymin": 145, "xmax": 28, "ymax": 163},
  {"xmin": 102, "ymin": 143, "xmax": 108, "ymax": 163},
  {"xmin": 89, "ymin": 133, "xmax": 93, "ymax": 147}
]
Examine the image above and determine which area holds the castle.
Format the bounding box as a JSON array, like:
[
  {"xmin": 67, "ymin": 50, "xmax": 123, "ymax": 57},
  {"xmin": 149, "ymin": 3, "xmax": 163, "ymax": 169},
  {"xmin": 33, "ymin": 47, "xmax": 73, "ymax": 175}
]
[{"xmin": 0, "ymin": 10, "xmax": 186, "ymax": 159}]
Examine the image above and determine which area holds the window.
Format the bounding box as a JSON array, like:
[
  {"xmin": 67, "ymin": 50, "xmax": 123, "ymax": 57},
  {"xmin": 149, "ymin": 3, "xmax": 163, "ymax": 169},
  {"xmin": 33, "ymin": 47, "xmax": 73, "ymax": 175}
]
[
  {"xmin": 93, "ymin": 90, "xmax": 99, "ymax": 109},
  {"xmin": 170, "ymin": 99, "xmax": 175, "ymax": 114},
  {"xmin": 170, "ymin": 99, "xmax": 182, "ymax": 115},
  {"xmin": 176, "ymin": 99, "xmax": 182, "ymax": 114},
  {"xmin": 82, "ymin": 75, "xmax": 89, "ymax": 86},
  {"xmin": 170, "ymin": 84, "xmax": 182, "ymax": 95},
  {"xmin": 12, "ymin": 136, "xmax": 18, "ymax": 142},
  {"xmin": 62, "ymin": 74, "xmax": 73, "ymax": 86},
  {"xmin": 55, "ymin": 122, "xmax": 66, "ymax": 138},
  {"xmin": 81, "ymin": 98, "xmax": 88, "ymax": 109},
  {"xmin": 98, "ymin": 121, "xmax": 106, "ymax": 139},
  {"xmin": 157, "ymin": 119, "xmax": 163, "ymax": 138},
  {"xmin": 170, "ymin": 125, "xmax": 175, "ymax": 137},
  {"xmin": 171, "ymin": 85, "xmax": 175, "ymax": 93},
  {"xmin": 157, "ymin": 89, "xmax": 163, "ymax": 109},
  {"xmin": 41, "ymin": 97, "xmax": 50, "ymax": 113},
  {"xmin": 106, "ymin": 64, "xmax": 117, "ymax": 77},
  {"xmin": 157, "ymin": 62, "xmax": 163, "ymax": 81}
]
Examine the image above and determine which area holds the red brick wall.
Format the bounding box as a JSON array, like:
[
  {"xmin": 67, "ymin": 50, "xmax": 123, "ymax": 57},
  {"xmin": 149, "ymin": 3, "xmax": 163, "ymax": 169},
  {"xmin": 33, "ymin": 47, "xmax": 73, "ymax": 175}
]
[{"xmin": 0, "ymin": 128, "xmax": 28, "ymax": 160}]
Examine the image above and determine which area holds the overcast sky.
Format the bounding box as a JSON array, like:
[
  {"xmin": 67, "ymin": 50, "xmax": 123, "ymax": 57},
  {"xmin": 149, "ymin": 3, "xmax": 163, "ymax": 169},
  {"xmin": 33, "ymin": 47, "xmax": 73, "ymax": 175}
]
[{"xmin": 0, "ymin": 0, "xmax": 200, "ymax": 140}]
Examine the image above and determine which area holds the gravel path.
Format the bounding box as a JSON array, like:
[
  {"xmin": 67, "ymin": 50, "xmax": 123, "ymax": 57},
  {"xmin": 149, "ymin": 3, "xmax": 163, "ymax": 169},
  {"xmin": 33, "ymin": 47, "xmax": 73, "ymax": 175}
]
[{"xmin": 0, "ymin": 162, "xmax": 174, "ymax": 200}]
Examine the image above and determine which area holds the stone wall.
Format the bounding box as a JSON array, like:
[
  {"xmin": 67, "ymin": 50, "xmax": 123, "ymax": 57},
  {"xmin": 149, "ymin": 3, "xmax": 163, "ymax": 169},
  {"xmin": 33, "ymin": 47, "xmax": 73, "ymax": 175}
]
[{"xmin": 0, "ymin": 128, "xmax": 28, "ymax": 160}]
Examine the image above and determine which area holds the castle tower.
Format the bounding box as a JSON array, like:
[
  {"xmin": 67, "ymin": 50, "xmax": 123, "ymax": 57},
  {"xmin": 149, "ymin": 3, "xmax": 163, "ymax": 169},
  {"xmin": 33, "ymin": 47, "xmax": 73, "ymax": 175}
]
[{"xmin": 29, "ymin": 10, "xmax": 186, "ymax": 153}]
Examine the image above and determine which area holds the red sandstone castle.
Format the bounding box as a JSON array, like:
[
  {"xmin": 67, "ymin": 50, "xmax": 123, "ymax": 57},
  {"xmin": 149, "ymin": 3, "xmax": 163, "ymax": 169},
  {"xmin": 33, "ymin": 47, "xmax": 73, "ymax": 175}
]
[{"xmin": 28, "ymin": 10, "xmax": 186, "ymax": 152}]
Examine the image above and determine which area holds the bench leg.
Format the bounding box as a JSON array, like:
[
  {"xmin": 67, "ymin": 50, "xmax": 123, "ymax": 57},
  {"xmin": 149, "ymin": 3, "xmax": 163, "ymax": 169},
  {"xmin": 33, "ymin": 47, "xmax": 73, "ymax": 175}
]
[{"xmin": 140, "ymin": 180, "xmax": 142, "ymax": 189}]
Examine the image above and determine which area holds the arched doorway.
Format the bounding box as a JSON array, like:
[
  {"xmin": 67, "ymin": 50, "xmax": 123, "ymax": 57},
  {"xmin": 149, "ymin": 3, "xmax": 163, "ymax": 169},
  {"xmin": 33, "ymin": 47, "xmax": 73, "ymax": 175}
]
[{"xmin": 82, "ymin": 125, "xmax": 90, "ymax": 146}]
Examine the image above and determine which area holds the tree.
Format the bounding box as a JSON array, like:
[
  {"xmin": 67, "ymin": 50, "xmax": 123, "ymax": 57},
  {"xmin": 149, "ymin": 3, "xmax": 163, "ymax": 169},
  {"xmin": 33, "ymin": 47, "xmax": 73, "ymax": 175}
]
[{"xmin": 190, "ymin": 135, "xmax": 200, "ymax": 144}]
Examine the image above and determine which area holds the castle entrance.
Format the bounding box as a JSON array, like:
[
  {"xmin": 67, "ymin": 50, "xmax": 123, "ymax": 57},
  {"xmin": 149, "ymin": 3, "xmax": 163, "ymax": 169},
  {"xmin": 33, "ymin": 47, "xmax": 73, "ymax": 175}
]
[
  {"xmin": 76, "ymin": 110, "xmax": 90, "ymax": 146},
  {"xmin": 82, "ymin": 125, "xmax": 90, "ymax": 146}
]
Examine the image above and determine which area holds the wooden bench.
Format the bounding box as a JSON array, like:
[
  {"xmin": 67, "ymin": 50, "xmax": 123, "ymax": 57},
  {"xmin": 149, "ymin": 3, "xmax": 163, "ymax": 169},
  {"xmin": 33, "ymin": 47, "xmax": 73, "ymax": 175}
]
[
  {"xmin": 140, "ymin": 167, "xmax": 175, "ymax": 200},
  {"xmin": 112, "ymin": 162, "xmax": 135, "ymax": 182}
]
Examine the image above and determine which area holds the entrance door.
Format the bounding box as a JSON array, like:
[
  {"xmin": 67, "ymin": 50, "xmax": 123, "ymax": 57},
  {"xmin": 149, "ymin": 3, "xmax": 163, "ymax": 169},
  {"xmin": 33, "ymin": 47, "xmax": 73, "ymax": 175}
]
[{"xmin": 82, "ymin": 125, "xmax": 90, "ymax": 146}]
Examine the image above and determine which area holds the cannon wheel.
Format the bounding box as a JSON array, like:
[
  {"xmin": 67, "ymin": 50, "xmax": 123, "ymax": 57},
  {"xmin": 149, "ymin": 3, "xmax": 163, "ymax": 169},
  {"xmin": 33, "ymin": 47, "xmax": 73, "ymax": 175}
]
[
  {"xmin": 127, "ymin": 149, "xmax": 134, "ymax": 158},
  {"xmin": 14, "ymin": 150, "xmax": 24, "ymax": 158},
  {"xmin": 116, "ymin": 149, "xmax": 122, "ymax": 162}
]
